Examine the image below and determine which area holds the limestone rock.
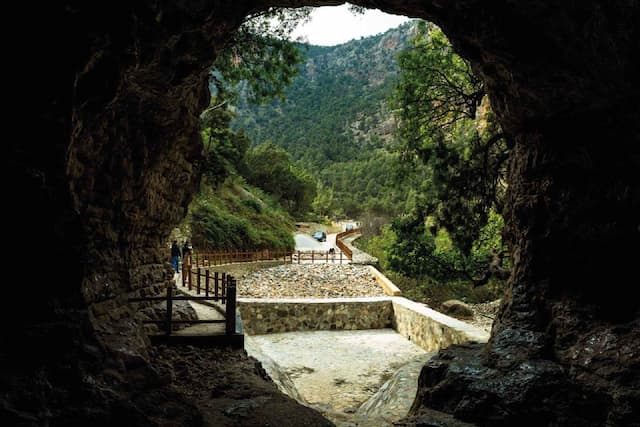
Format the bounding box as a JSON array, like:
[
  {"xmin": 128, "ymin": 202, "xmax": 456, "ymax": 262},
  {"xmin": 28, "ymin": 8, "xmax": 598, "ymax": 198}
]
[{"xmin": 440, "ymin": 300, "xmax": 474, "ymax": 320}]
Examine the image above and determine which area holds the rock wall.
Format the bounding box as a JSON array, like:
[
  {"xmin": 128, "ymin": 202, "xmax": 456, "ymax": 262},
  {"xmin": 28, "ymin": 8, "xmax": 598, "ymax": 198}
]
[{"xmin": 5, "ymin": 2, "xmax": 257, "ymax": 424}]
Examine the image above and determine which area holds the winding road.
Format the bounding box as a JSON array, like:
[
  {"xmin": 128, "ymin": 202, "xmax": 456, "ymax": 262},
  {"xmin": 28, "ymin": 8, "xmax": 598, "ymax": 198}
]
[{"xmin": 294, "ymin": 232, "xmax": 337, "ymax": 251}]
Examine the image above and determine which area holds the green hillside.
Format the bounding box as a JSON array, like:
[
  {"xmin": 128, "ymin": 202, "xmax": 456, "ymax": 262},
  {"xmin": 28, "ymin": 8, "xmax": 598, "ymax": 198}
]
[{"xmin": 233, "ymin": 21, "xmax": 421, "ymax": 217}]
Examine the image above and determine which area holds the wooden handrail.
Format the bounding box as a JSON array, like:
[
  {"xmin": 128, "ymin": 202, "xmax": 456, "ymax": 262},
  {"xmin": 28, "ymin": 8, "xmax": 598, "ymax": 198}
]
[
  {"xmin": 129, "ymin": 275, "xmax": 238, "ymax": 336},
  {"xmin": 185, "ymin": 249, "xmax": 294, "ymax": 267},
  {"xmin": 336, "ymin": 227, "xmax": 360, "ymax": 260}
]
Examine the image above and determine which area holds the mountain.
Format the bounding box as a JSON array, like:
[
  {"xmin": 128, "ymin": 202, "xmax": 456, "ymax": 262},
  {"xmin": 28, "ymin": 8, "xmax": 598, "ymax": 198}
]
[
  {"xmin": 233, "ymin": 21, "xmax": 423, "ymax": 219},
  {"xmin": 233, "ymin": 21, "xmax": 417, "ymax": 170}
]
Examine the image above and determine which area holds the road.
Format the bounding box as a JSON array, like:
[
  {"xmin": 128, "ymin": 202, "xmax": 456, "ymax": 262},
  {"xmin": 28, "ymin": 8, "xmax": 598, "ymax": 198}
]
[{"xmin": 294, "ymin": 233, "xmax": 337, "ymax": 251}]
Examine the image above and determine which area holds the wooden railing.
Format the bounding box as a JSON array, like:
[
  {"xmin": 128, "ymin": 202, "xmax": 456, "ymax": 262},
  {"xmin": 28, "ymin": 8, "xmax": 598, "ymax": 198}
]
[
  {"xmin": 291, "ymin": 250, "xmax": 344, "ymax": 264},
  {"xmin": 182, "ymin": 265, "xmax": 236, "ymax": 297},
  {"xmin": 336, "ymin": 228, "xmax": 360, "ymax": 260},
  {"xmin": 129, "ymin": 276, "xmax": 237, "ymax": 336},
  {"xmin": 183, "ymin": 248, "xmax": 345, "ymax": 277},
  {"xmin": 188, "ymin": 249, "xmax": 294, "ymax": 267}
]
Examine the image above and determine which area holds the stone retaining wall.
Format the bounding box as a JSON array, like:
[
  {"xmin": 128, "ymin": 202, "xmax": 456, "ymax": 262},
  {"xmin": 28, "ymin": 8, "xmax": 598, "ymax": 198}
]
[
  {"xmin": 368, "ymin": 266, "xmax": 402, "ymax": 296},
  {"xmin": 391, "ymin": 298, "xmax": 489, "ymax": 351},
  {"xmin": 239, "ymin": 297, "xmax": 393, "ymax": 335},
  {"xmin": 239, "ymin": 297, "xmax": 489, "ymax": 350}
]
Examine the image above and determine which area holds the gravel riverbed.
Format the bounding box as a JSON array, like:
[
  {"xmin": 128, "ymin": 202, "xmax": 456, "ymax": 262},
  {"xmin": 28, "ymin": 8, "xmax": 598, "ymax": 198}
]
[{"xmin": 238, "ymin": 264, "xmax": 387, "ymax": 299}]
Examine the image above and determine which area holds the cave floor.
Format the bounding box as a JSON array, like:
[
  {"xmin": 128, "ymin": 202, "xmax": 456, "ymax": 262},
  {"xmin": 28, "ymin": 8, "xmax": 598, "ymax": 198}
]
[{"xmin": 246, "ymin": 329, "xmax": 434, "ymax": 426}]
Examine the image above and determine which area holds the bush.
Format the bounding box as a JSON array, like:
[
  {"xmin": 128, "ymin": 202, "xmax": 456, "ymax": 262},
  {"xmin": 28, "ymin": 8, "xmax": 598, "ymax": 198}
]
[
  {"xmin": 187, "ymin": 180, "xmax": 294, "ymax": 252},
  {"xmin": 356, "ymin": 221, "xmax": 507, "ymax": 306}
]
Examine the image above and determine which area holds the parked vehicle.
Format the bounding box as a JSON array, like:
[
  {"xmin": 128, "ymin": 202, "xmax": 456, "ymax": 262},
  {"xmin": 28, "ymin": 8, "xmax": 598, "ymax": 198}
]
[{"xmin": 312, "ymin": 231, "xmax": 327, "ymax": 242}]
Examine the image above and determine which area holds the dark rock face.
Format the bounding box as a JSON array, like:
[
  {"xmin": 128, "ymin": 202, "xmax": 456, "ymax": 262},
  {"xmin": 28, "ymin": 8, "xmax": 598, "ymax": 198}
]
[
  {"xmin": 5, "ymin": 2, "xmax": 255, "ymax": 424},
  {"xmin": 4, "ymin": 1, "xmax": 639, "ymax": 426}
]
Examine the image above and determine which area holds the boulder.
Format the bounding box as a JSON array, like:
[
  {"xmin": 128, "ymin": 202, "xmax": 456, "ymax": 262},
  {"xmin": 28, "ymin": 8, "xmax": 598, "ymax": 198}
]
[{"xmin": 440, "ymin": 300, "xmax": 474, "ymax": 320}]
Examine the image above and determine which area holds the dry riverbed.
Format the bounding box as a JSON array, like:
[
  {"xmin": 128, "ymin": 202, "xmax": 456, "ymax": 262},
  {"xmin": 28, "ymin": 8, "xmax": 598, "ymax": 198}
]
[{"xmin": 238, "ymin": 264, "xmax": 386, "ymax": 299}]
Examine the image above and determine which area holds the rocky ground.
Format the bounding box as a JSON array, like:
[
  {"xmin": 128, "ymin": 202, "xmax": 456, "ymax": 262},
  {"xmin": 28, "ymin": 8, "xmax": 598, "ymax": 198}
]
[
  {"xmin": 238, "ymin": 264, "xmax": 387, "ymax": 299},
  {"xmin": 150, "ymin": 345, "xmax": 333, "ymax": 427},
  {"xmin": 465, "ymin": 300, "xmax": 501, "ymax": 334}
]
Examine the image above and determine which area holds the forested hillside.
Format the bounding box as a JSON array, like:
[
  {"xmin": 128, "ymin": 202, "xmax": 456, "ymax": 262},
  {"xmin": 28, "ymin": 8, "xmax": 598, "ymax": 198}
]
[{"xmin": 233, "ymin": 21, "xmax": 420, "ymax": 218}]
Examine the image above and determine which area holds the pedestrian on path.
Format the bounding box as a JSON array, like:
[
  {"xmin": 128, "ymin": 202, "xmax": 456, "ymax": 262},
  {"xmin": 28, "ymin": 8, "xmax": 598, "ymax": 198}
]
[
  {"xmin": 182, "ymin": 240, "xmax": 192, "ymax": 267},
  {"xmin": 171, "ymin": 240, "xmax": 181, "ymax": 273}
]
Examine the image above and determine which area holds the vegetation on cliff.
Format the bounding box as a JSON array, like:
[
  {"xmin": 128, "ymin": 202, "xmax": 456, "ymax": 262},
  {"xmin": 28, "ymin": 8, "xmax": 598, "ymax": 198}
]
[
  {"xmin": 181, "ymin": 10, "xmax": 316, "ymax": 251},
  {"xmin": 357, "ymin": 22, "xmax": 510, "ymax": 304}
]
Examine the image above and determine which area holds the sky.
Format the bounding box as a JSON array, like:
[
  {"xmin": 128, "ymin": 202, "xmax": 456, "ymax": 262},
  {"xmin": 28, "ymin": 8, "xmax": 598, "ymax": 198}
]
[{"xmin": 290, "ymin": 4, "xmax": 411, "ymax": 46}]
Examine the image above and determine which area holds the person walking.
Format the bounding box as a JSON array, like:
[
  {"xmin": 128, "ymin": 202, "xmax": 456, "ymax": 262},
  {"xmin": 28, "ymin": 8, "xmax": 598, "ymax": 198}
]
[
  {"xmin": 170, "ymin": 240, "xmax": 181, "ymax": 273},
  {"xmin": 182, "ymin": 240, "xmax": 192, "ymax": 266}
]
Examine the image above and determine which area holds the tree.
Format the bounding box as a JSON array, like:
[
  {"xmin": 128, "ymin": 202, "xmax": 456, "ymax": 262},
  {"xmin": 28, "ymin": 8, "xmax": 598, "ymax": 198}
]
[
  {"xmin": 199, "ymin": 8, "xmax": 313, "ymax": 189},
  {"xmin": 200, "ymin": 99, "xmax": 250, "ymax": 184},
  {"xmin": 244, "ymin": 142, "xmax": 317, "ymax": 217},
  {"xmin": 391, "ymin": 21, "xmax": 511, "ymax": 284},
  {"xmin": 210, "ymin": 8, "xmax": 310, "ymax": 104},
  {"xmin": 188, "ymin": 8, "xmax": 315, "ymax": 250},
  {"xmin": 394, "ymin": 21, "xmax": 511, "ymax": 252}
]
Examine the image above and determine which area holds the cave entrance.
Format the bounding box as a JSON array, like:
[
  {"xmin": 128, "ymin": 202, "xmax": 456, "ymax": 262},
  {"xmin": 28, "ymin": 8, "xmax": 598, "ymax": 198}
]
[
  {"xmin": 182, "ymin": 4, "xmax": 498, "ymax": 425},
  {"xmin": 10, "ymin": 1, "xmax": 637, "ymax": 426}
]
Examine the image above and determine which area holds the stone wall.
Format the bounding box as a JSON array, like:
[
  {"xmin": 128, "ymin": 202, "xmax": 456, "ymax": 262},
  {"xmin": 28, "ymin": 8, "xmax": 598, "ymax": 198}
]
[
  {"xmin": 368, "ymin": 266, "xmax": 402, "ymax": 296},
  {"xmin": 239, "ymin": 297, "xmax": 393, "ymax": 335},
  {"xmin": 239, "ymin": 296, "xmax": 489, "ymax": 354},
  {"xmin": 391, "ymin": 298, "xmax": 489, "ymax": 352}
]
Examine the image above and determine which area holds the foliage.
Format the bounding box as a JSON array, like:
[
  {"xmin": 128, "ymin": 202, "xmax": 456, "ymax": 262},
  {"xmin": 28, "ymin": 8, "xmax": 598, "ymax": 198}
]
[
  {"xmin": 188, "ymin": 178, "xmax": 294, "ymax": 252},
  {"xmin": 232, "ymin": 22, "xmax": 418, "ymax": 219},
  {"xmin": 244, "ymin": 142, "xmax": 317, "ymax": 218},
  {"xmin": 187, "ymin": 8, "xmax": 315, "ymax": 250},
  {"xmin": 384, "ymin": 271, "xmax": 505, "ymax": 305},
  {"xmin": 315, "ymin": 149, "xmax": 427, "ymax": 219},
  {"xmin": 357, "ymin": 215, "xmax": 507, "ymax": 305},
  {"xmin": 384, "ymin": 205, "xmax": 508, "ymax": 285},
  {"xmin": 200, "ymin": 99, "xmax": 250, "ymax": 184},
  {"xmin": 393, "ymin": 21, "xmax": 511, "ymax": 254},
  {"xmin": 210, "ymin": 8, "xmax": 310, "ymax": 104}
]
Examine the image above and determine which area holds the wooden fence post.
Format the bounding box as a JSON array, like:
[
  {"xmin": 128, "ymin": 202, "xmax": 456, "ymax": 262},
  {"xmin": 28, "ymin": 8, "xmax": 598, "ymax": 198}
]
[
  {"xmin": 226, "ymin": 277, "xmax": 237, "ymax": 335},
  {"xmin": 197, "ymin": 267, "xmax": 201, "ymax": 295},
  {"xmin": 166, "ymin": 285, "xmax": 173, "ymax": 336},
  {"xmin": 214, "ymin": 271, "xmax": 219, "ymax": 297},
  {"xmin": 205, "ymin": 269, "xmax": 210, "ymax": 297},
  {"xmin": 222, "ymin": 273, "xmax": 227, "ymax": 297}
]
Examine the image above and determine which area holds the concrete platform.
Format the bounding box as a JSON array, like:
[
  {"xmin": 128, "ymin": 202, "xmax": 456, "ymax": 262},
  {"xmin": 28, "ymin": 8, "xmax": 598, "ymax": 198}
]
[{"xmin": 247, "ymin": 329, "xmax": 434, "ymax": 425}]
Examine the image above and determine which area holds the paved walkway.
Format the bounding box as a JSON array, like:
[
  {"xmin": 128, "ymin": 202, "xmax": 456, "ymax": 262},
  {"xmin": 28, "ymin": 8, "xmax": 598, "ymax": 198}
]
[{"xmin": 172, "ymin": 299, "xmax": 225, "ymax": 336}]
